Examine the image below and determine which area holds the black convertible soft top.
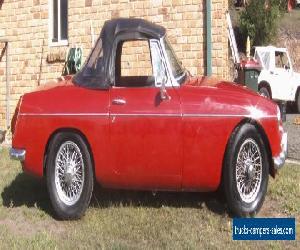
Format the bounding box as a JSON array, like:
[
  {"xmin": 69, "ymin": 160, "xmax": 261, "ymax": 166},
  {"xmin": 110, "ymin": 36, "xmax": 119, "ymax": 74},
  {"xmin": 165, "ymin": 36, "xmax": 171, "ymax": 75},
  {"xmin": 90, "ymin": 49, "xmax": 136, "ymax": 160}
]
[
  {"xmin": 74, "ymin": 18, "xmax": 166, "ymax": 89},
  {"xmin": 102, "ymin": 18, "xmax": 166, "ymax": 41}
]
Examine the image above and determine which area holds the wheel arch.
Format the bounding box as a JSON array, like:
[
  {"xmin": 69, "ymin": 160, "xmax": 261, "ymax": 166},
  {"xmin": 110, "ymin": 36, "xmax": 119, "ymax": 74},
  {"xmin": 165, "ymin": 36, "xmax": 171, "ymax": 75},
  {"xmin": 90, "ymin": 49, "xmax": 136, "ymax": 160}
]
[
  {"xmin": 43, "ymin": 128, "xmax": 95, "ymax": 177},
  {"xmin": 221, "ymin": 118, "xmax": 275, "ymax": 188},
  {"xmin": 258, "ymin": 81, "xmax": 272, "ymax": 98}
]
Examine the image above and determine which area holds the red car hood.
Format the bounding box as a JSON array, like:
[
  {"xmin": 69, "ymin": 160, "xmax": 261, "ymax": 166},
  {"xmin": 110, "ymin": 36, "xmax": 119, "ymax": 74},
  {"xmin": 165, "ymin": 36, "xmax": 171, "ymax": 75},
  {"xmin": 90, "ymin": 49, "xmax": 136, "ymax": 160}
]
[
  {"xmin": 185, "ymin": 76, "xmax": 258, "ymax": 97},
  {"xmin": 181, "ymin": 76, "xmax": 277, "ymax": 118},
  {"xmin": 34, "ymin": 75, "xmax": 74, "ymax": 92}
]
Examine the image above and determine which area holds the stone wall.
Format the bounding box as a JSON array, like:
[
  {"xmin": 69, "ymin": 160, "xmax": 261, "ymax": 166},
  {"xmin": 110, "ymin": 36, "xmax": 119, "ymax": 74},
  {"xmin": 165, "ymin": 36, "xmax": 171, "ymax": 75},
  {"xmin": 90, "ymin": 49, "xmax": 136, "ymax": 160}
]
[{"xmin": 0, "ymin": 0, "xmax": 229, "ymax": 130}]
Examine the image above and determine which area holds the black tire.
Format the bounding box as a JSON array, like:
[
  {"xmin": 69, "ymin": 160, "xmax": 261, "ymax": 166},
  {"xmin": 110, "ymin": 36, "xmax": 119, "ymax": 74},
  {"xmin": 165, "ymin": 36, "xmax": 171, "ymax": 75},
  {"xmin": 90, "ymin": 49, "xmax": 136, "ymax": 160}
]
[
  {"xmin": 223, "ymin": 124, "xmax": 269, "ymax": 217},
  {"xmin": 46, "ymin": 132, "xmax": 94, "ymax": 220},
  {"xmin": 259, "ymin": 87, "xmax": 271, "ymax": 99},
  {"xmin": 296, "ymin": 91, "xmax": 300, "ymax": 113}
]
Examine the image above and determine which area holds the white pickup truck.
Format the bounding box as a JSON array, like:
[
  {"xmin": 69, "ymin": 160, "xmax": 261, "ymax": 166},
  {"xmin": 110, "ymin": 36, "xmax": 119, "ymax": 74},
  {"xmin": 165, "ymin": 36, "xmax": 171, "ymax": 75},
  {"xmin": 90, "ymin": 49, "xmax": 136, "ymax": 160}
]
[{"xmin": 254, "ymin": 46, "xmax": 300, "ymax": 112}]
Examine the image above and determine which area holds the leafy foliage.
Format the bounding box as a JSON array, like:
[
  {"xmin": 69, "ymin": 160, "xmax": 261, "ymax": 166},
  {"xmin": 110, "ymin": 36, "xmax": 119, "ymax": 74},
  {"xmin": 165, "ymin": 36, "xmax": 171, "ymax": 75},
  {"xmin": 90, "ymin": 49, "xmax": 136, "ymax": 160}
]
[
  {"xmin": 240, "ymin": 0, "xmax": 282, "ymax": 46},
  {"xmin": 274, "ymin": 0, "xmax": 288, "ymax": 13}
]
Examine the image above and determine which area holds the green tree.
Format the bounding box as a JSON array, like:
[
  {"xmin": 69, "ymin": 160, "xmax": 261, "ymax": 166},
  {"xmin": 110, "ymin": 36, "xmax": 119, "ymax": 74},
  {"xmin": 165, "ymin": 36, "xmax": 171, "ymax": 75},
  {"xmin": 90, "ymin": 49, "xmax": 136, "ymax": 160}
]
[{"xmin": 240, "ymin": 0, "xmax": 282, "ymax": 46}]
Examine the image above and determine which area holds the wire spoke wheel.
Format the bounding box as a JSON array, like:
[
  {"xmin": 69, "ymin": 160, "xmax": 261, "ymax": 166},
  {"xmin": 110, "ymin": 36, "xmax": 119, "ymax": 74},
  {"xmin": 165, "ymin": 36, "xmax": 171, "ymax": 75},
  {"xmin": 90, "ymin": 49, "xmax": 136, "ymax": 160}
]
[
  {"xmin": 223, "ymin": 124, "xmax": 268, "ymax": 217},
  {"xmin": 236, "ymin": 138, "xmax": 262, "ymax": 203},
  {"xmin": 54, "ymin": 141, "xmax": 85, "ymax": 206}
]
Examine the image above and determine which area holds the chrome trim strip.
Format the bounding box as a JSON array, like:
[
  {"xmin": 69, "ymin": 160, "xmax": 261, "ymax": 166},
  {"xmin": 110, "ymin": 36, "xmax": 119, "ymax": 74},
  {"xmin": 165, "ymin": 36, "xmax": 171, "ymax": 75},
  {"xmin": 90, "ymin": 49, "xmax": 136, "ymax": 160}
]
[
  {"xmin": 111, "ymin": 113, "xmax": 243, "ymax": 117},
  {"xmin": 183, "ymin": 114, "xmax": 277, "ymax": 118},
  {"xmin": 19, "ymin": 112, "xmax": 277, "ymax": 118},
  {"xmin": 184, "ymin": 114, "xmax": 243, "ymax": 118},
  {"xmin": 19, "ymin": 113, "xmax": 109, "ymax": 116},
  {"xmin": 10, "ymin": 148, "xmax": 26, "ymax": 161},
  {"xmin": 112, "ymin": 113, "xmax": 277, "ymax": 118},
  {"xmin": 111, "ymin": 113, "xmax": 182, "ymax": 117}
]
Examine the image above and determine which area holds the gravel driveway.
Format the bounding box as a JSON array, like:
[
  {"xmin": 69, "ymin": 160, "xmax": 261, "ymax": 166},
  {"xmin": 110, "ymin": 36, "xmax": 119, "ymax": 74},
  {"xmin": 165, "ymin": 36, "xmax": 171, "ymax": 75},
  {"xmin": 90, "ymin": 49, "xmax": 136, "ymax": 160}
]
[{"xmin": 283, "ymin": 113, "xmax": 300, "ymax": 160}]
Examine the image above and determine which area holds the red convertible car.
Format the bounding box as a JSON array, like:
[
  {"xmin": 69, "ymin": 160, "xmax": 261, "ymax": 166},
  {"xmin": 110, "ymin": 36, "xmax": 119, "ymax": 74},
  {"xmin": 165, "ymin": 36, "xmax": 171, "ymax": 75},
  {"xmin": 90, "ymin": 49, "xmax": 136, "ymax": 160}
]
[{"xmin": 10, "ymin": 18, "xmax": 287, "ymax": 219}]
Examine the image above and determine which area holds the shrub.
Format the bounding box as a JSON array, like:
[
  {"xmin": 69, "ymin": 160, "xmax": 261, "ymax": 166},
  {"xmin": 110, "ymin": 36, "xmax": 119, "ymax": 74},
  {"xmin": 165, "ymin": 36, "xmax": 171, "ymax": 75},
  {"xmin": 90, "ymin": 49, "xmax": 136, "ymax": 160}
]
[{"xmin": 239, "ymin": 0, "xmax": 282, "ymax": 46}]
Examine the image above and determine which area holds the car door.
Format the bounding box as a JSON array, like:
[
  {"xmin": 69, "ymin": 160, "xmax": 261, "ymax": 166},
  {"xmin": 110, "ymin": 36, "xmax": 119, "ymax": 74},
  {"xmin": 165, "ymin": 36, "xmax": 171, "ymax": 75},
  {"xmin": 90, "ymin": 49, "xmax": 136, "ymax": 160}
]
[
  {"xmin": 269, "ymin": 51, "xmax": 294, "ymax": 101},
  {"xmin": 109, "ymin": 39, "xmax": 182, "ymax": 189}
]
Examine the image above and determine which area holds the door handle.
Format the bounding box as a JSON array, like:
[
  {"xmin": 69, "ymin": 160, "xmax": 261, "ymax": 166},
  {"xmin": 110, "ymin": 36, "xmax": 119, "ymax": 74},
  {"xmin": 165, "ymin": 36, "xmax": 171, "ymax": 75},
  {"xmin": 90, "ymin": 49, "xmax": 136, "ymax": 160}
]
[{"xmin": 112, "ymin": 98, "xmax": 126, "ymax": 105}]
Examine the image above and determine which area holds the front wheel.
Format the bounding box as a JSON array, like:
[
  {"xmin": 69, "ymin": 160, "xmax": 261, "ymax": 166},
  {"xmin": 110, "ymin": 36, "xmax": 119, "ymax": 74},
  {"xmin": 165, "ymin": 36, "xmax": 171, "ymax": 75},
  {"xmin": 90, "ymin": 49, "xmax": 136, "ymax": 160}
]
[
  {"xmin": 223, "ymin": 124, "xmax": 269, "ymax": 217},
  {"xmin": 296, "ymin": 91, "xmax": 300, "ymax": 113},
  {"xmin": 46, "ymin": 132, "xmax": 94, "ymax": 220},
  {"xmin": 259, "ymin": 87, "xmax": 271, "ymax": 99}
]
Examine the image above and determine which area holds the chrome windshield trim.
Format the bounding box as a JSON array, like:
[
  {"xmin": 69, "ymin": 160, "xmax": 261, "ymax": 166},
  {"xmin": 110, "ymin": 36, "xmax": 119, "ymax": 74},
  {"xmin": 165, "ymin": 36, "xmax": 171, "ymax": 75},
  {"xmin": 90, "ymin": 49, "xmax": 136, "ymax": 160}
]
[{"xmin": 160, "ymin": 37, "xmax": 179, "ymax": 87}]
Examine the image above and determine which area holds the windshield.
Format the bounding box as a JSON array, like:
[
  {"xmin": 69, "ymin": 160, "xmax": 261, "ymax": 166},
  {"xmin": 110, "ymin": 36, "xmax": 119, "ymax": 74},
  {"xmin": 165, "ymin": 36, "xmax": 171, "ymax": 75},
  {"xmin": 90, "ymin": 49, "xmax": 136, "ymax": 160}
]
[
  {"xmin": 255, "ymin": 50, "xmax": 270, "ymax": 70},
  {"xmin": 163, "ymin": 37, "xmax": 186, "ymax": 84},
  {"xmin": 73, "ymin": 37, "xmax": 105, "ymax": 88}
]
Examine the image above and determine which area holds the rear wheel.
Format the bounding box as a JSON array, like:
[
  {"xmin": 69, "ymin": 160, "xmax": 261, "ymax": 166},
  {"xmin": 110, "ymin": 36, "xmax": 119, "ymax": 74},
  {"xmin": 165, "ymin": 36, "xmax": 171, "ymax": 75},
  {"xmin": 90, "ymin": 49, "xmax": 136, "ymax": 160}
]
[
  {"xmin": 223, "ymin": 124, "xmax": 269, "ymax": 217},
  {"xmin": 259, "ymin": 87, "xmax": 271, "ymax": 99},
  {"xmin": 46, "ymin": 132, "xmax": 94, "ymax": 220},
  {"xmin": 296, "ymin": 90, "xmax": 300, "ymax": 113}
]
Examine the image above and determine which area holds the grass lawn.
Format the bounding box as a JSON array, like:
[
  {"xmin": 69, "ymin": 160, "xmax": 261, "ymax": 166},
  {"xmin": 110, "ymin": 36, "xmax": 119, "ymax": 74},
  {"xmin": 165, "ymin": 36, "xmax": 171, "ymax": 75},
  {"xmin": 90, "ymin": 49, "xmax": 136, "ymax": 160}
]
[{"xmin": 0, "ymin": 146, "xmax": 299, "ymax": 249}]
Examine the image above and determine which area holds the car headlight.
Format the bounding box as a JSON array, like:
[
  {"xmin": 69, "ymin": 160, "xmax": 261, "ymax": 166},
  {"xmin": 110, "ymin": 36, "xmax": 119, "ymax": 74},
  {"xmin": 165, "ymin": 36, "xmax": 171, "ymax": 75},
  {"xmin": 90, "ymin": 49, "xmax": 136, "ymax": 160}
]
[{"xmin": 276, "ymin": 105, "xmax": 281, "ymax": 122}]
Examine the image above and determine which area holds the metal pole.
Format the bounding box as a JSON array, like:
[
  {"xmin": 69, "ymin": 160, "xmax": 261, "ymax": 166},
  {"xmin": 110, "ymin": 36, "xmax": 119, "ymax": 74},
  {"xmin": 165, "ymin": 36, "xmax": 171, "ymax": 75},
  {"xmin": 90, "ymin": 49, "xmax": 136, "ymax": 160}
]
[
  {"xmin": 206, "ymin": 0, "xmax": 212, "ymax": 76},
  {"xmin": 5, "ymin": 41, "xmax": 10, "ymax": 130}
]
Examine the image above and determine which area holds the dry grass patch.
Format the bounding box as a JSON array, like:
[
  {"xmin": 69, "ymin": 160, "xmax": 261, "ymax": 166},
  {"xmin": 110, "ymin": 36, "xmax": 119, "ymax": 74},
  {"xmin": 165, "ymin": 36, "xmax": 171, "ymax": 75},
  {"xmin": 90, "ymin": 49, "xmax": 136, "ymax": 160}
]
[{"xmin": 0, "ymin": 146, "xmax": 299, "ymax": 249}]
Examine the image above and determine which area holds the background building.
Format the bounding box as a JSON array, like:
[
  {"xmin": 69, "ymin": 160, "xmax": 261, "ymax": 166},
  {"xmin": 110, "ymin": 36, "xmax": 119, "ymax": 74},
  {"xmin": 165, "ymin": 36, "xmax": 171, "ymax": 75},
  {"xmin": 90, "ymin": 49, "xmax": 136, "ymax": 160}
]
[{"xmin": 0, "ymin": 0, "xmax": 229, "ymax": 130}]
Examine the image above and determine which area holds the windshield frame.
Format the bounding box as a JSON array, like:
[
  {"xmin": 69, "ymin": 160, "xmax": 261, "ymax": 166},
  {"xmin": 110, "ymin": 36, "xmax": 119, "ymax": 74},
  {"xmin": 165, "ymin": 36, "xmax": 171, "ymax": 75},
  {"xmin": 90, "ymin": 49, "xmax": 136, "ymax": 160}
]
[
  {"xmin": 161, "ymin": 36, "xmax": 187, "ymax": 85},
  {"xmin": 73, "ymin": 36, "xmax": 109, "ymax": 89}
]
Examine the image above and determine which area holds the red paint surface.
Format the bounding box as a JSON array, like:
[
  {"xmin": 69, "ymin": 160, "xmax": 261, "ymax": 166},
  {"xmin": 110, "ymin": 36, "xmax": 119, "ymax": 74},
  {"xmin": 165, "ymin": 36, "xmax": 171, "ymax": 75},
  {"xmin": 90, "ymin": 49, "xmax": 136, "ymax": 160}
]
[
  {"xmin": 288, "ymin": 0, "xmax": 296, "ymax": 12},
  {"xmin": 12, "ymin": 76, "xmax": 283, "ymax": 191}
]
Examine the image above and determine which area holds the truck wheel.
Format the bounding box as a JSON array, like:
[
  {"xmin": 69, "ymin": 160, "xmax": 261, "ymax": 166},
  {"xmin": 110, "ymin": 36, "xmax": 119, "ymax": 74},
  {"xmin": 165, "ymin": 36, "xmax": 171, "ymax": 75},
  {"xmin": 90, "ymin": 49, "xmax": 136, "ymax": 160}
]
[
  {"xmin": 46, "ymin": 132, "xmax": 94, "ymax": 220},
  {"xmin": 259, "ymin": 87, "xmax": 271, "ymax": 99},
  {"xmin": 223, "ymin": 124, "xmax": 269, "ymax": 217},
  {"xmin": 296, "ymin": 91, "xmax": 300, "ymax": 113}
]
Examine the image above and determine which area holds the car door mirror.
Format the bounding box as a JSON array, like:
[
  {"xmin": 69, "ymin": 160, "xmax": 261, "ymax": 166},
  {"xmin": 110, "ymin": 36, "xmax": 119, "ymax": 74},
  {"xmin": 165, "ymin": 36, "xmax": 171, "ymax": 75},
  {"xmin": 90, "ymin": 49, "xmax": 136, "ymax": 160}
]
[
  {"xmin": 284, "ymin": 64, "xmax": 290, "ymax": 71},
  {"xmin": 149, "ymin": 39, "xmax": 171, "ymax": 101},
  {"xmin": 159, "ymin": 76, "xmax": 171, "ymax": 101}
]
